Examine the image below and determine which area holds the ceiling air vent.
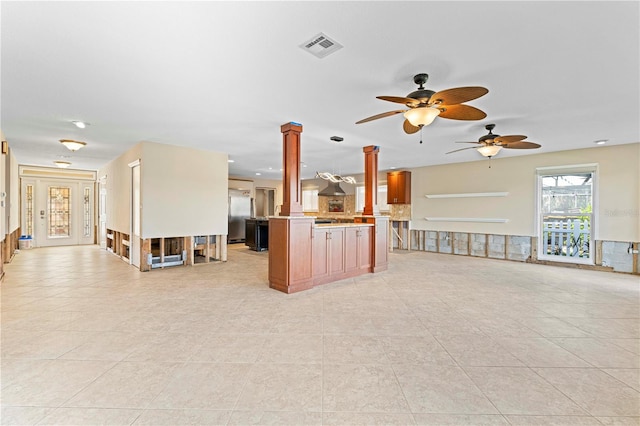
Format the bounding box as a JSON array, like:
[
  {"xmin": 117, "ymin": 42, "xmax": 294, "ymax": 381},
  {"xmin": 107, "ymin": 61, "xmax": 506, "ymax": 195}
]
[{"xmin": 299, "ymin": 32, "xmax": 343, "ymax": 59}]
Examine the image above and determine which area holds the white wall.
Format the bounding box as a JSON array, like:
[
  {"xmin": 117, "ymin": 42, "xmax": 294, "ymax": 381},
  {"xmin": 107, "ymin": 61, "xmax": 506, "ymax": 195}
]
[
  {"xmin": 0, "ymin": 130, "xmax": 5, "ymax": 240},
  {"xmin": 141, "ymin": 141, "xmax": 228, "ymax": 238},
  {"xmin": 99, "ymin": 141, "xmax": 229, "ymax": 238},
  {"xmin": 0, "ymin": 130, "xmax": 21, "ymax": 238},
  {"xmin": 410, "ymin": 143, "xmax": 640, "ymax": 241},
  {"xmin": 8, "ymin": 152, "xmax": 19, "ymax": 233},
  {"xmin": 98, "ymin": 142, "xmax": 143, "ymax": 234}
]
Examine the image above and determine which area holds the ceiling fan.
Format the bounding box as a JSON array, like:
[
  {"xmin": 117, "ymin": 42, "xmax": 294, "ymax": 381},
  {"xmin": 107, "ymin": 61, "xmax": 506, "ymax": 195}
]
[
  {"xmin": 446, "ymin": 124, "xmax": 541, "ymax": 158},
  {"xmin": 355, "ymin": 73, "xmax": 489, "ymax": 139}
]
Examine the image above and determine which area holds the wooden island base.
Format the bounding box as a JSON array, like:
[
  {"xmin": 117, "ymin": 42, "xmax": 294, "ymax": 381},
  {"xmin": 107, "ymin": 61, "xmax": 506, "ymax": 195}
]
[{"xmin": 268, "ymin": 216, "xmax": 388, "ymax": 294}]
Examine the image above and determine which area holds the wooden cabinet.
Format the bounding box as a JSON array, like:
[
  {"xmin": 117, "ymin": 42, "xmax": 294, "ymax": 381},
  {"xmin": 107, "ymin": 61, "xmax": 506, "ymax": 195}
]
[
  {"xmin": 345, "ymin": 226, "xmax": 372, "ymax": 273},
  {"xmin": 387, "ymin": 171, "xmax": 411, "ymax": 204},
  {"xmin": 268, "ymin": 217, "xmax": 315, "ymax": 293},
  {"xmin": 313, "ymin": 227, "xmax": 345, "ymax": 284},
  {"xmin": 269, "ymin": 220, "xmax": 382, "ymax": 293},
  {"xmin": 313, "ymin": 225, "xmax": 373, "ymax": 286}
]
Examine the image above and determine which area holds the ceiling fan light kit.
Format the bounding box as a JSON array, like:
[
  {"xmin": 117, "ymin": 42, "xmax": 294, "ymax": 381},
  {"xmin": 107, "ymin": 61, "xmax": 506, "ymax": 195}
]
[
  {"xmin": 477, "ymin": 145, "xmax": 502, "ymax": 157},
  {"xmin": 404, "ymin": 107, "xmax": 441, "ymax": 127}
]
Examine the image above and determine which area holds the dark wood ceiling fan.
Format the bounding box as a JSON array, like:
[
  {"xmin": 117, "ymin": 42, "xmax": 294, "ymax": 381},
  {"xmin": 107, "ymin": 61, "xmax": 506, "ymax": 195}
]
[
  {"xmin": 355, "ymin": 73, "xmax": 489, "ymax": 135},
  {"xmin": 446, "ymin": 123, "xmax": 541, "ymax": 158}
]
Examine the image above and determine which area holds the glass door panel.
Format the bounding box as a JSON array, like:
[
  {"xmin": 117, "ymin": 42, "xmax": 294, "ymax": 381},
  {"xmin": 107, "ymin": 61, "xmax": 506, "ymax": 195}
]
[{"xmin": 48, "ymin": 186, "xmax": 71, "ymax": 238}]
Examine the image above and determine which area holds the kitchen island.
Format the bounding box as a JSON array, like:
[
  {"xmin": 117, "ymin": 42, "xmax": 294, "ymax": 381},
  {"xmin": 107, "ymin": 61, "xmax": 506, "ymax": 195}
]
[{"xmin": 268, "ymin": 216, "xmax": 388, "ymax": 293}]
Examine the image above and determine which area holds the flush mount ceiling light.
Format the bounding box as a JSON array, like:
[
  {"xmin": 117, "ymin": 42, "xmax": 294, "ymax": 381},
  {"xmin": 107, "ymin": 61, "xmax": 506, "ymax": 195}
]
[
  {"xmin": 59, "ymin": 139, "xmax": 87, "ymax": 151},
  {"xmin": 54, "ymin": 161, "xmax": 71, "ymax": 168},
  {"xmin": 71, "ymin": 121, "xmax": 89, "ymax": 129}
]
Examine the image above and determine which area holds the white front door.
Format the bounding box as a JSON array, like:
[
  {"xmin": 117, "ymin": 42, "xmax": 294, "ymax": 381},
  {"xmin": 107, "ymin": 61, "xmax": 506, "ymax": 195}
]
[{"xmin": 22, "ymin": 178, "xmax": 94, "ymax": 247}]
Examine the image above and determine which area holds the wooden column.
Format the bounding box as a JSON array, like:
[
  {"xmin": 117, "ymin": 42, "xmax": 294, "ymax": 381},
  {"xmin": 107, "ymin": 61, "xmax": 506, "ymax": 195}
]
[
  {"xmin": 362, "ymin": 145, "xmax": 380, "ymax": 216},
  {"xmin": 280, "ymin": 122, "xmax": 304, "ymax": 217},
  {"xmin": 354, "ymin": 145, "xmax": 388, "ymax": 272}
]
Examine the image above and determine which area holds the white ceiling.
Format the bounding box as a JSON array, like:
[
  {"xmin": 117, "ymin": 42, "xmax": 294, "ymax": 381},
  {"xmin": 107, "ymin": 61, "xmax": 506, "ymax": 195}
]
[{"xmin": 1, "ymin": 1, "xmax": 638, "ymax": 180}]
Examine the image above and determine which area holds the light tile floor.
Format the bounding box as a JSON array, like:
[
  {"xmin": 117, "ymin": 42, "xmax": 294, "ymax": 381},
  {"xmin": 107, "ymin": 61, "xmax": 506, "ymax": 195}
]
[{"xmin": 1, "ymin": 244, "xmax": 639, "ymax": 425}]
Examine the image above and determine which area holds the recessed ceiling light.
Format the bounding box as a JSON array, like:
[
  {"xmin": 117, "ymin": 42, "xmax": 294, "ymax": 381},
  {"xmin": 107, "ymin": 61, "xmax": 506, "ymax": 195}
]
[
  {"xmin": 256, "ymin": 172, "xmax": 261, "ymax": 176},
  {"xmin": 228, "ymin": 159, "xmax": 235, "ymax": 163},
  {"xmin": 389, "ymin": 166, "xmax": 397, "ymax": 170},
  {"xmin": 594, "ymin": 139, "xmax": 608, "ymax": 145},
  {"xmin": 71, "ymin": 121, "xmax": 89, "ymax": 129},
  {"xmin": 54, "ymin": 161, "xmax": 71, "ymax": 168}
]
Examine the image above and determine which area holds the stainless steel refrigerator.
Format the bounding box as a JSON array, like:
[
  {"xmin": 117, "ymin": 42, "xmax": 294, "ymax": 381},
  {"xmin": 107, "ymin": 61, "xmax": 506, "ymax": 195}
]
[{"xmin": 228, "ymin": 189, "xmax": 252, "ymax": 242}]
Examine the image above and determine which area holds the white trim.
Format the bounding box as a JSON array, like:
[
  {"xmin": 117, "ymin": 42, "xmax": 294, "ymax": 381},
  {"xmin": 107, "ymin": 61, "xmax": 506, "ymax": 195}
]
[
  {"xmin": 425, "ymin": 217, "xmax": 508, "ymax": 223},
  {"xmin": 536, "ymin": 163, "xmax": 598, "ymax": 174},
  {"xmin": 19, "ymin": 165, "xmax": 97, "ymax": 181},
  {"xmin": 425, "ymin": 192, "xmax": 508, "ymax": 199},
  {"xmin": 128, "ymin": 159, "xmax": 141, "ymax": 168}
]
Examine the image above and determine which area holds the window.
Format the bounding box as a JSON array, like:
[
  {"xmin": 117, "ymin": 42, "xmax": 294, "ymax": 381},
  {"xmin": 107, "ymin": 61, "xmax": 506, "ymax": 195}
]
[
  {"xmin": 537, "ymin": 165, "xmax": 595, "ymax": 264},
  {"xmin": 25, "ymin": 184, "xmax": 34, "ymax": 236},
  {"xmin": 83, "ymin": 187, "xmax": 91, "ymax": 237},
  {"xmin": 356, "ymin": 185, "xmax": 389, "ymax": 212},
  {"xmin": 302, "ymin": 188, "xmax": 318, "ymax": 212}
]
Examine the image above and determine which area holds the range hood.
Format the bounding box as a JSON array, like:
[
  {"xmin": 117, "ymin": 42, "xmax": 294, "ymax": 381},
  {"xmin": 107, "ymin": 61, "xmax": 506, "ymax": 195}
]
[{"xmin": 318, "ymin": 181, "xmax": 346, "ymax": 196}]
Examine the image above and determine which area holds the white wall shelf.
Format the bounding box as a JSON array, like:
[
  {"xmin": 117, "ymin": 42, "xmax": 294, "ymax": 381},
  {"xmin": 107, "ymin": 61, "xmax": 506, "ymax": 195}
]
[
  {"xmin": 425, "ymin": 192, "xmax": 509, "ymax": 199},
  {"xmin": 424, "ymin": 217, "xmax": 509, "ymax": 223}
]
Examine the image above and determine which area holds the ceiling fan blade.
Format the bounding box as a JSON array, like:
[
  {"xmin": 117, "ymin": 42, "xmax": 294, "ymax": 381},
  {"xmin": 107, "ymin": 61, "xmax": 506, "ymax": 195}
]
[
  {"xmin": 376, "ymin": 96, "xmax": 420, "ymax": 106},
  {"xmin": 356, "ymin": 110, "xmax": 405, "ymax": 124},
  {"xmin": 403, "ymin": 120, "xmax": 420, "ymax": 134},
  {"xmin": 502, "ymin": 141, "xmax": 541, "ymax": 149},
  {"xmin": 428, "ymin": 86, "xmax": 488, "ymax": 106},
  {"xmin": 446, "ymin": 146, "xmax": 479, "ymax": 154},
  {"xmin": 438, "ymin": 104, "xmax": 487, "ymax": 120},
  {"xmin": 495, "ymin": 135, "xmax": 527, "ymax": 144}
]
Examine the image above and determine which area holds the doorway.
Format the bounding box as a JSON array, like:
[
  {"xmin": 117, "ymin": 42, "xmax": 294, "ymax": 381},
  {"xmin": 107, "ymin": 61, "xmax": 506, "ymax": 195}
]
[
  {"xmin": 255, "ymin": 187, "xmax": 276, "ymax": 217},
  {"xmin": 21, "ymin": 178, "xmax": 94, "ymax": 247},
  {"xmin": 130, "ymin": 161, "xmax": 141, "ymax": 267},
  {"xmin": 538, "ymin": 166, "xmax": 595, "ymax": 264}
]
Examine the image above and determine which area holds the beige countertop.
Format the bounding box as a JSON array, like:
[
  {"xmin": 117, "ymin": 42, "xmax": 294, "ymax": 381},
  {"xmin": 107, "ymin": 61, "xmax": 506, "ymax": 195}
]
[{"xmin": 314, "ymin": 223, "xmax": 374, "ymax": 228}]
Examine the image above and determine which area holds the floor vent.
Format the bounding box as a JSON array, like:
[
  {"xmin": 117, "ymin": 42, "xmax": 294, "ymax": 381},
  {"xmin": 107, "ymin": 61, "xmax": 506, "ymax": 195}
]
[{"xmin": 299, "ymin": 32, "xmax": 343, "ymax": 58}]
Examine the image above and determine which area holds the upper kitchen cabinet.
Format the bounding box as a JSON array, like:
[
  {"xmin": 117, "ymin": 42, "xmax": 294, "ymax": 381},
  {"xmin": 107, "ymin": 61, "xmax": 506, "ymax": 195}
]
[{"xmin": 387, "ymin": 171, "xmax": 411, "ymax": 204}]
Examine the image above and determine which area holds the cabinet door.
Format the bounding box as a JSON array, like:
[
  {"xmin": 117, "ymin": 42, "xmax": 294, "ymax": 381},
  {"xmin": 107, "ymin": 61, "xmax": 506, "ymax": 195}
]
[
  {"xmin": 387, "ymin": 171, "xmax": 411, "ymax": 204},
  {"xmin": 313, "ymin": 229, "xmax": 329, "ymax": 279},
  {"xmin": 329, "ymin": 228, "xmax": 345, "ymax": 276},
  {"xmin": 358, "ymin": 226, "xmax": 373, "ymax": 271},
  {"xmin": 344, "ymin": 227, "xmax": 359, "ymax": 272}
]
